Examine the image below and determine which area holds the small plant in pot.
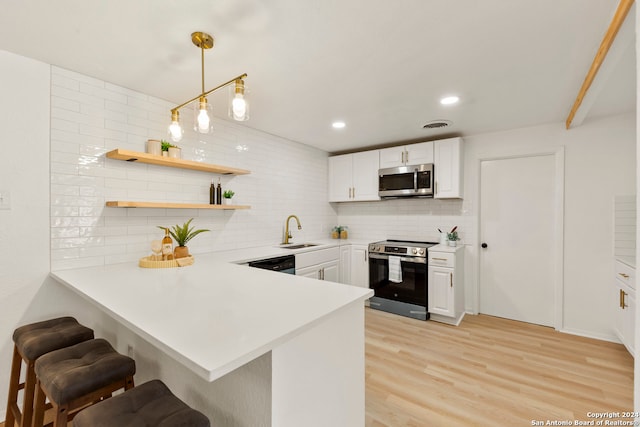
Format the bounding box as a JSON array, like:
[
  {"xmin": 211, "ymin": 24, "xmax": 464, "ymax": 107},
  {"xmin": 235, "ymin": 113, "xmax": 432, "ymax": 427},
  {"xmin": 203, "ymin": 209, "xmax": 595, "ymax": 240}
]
[
  {"xmin": 158, "ymin": 218, "xmax": 210, "ymax": 259},
  {"xmin": 223, "ymin": 190, "xmax": 235, "ymax": 204},
  {"xmin": 446, "ymin": 226, "xmax": 460, "ymax": 246}
]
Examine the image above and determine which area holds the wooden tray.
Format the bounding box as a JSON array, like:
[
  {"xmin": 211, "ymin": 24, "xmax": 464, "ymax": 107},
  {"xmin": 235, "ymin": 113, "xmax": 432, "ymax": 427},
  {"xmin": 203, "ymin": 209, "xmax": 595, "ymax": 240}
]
[{"xmin": 138, "ymin": 256, "xmax": 194, "ymax": 268}]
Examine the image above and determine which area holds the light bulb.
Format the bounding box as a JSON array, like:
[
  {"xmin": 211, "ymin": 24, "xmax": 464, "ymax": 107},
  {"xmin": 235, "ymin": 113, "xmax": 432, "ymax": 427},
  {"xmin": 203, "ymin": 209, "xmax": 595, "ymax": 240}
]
[
  {"xmin": 194, "ymin": 97, "xmax": 213, "ymax": 133},
  {"xmin": 168, "ymin": 120, "xmax": 183, "ymax": 142},
  {"xmin": 197, "ymin": 108, "xmax": 210, "ymax": 133},
  {"xmin": 232, "ymin": 94, "xmax": 246, "ymax": 121}
]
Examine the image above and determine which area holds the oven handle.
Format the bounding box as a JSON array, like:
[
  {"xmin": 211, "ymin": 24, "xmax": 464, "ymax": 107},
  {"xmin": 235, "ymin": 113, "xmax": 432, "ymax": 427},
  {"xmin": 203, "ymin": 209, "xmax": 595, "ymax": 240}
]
[{"xmin": 368, "ymin": 253, "xmax": 427, "ymax": 264}]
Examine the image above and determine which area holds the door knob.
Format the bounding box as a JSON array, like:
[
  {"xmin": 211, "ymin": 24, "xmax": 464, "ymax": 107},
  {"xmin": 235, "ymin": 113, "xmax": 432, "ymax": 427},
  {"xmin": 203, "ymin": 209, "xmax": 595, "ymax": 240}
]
[{"xmin": 481, "ymin": 243, "xmax": 488, "ymax": 248}]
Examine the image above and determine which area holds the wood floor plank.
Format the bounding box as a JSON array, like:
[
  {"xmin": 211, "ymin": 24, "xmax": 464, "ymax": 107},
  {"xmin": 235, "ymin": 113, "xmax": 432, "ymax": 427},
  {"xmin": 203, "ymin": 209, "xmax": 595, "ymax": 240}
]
[{"xmin": 365, "ymin": 308, "xmax": 633, "ymax": 427}]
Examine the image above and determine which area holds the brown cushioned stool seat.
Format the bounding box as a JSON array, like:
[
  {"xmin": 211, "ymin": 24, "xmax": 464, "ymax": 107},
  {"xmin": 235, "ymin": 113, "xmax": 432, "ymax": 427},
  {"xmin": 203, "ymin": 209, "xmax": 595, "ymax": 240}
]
[
  {"xmin": 4, "ymin": 316, "xmax": 94, "ymax": 427},
  {"xmin": 32, "ymin": 338, "xmax": 136, "ymax": 427},
  {"xmin": 74, "ymin": 380, "xmax": 210, "ymax": 427}
]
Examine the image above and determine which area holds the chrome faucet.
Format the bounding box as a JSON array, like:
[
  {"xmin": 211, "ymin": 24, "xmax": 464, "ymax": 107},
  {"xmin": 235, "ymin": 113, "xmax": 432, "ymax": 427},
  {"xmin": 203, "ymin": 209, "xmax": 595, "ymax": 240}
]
[{"xmin": 283, "ymin": 215, "xmax": 302, "ymax": 244}]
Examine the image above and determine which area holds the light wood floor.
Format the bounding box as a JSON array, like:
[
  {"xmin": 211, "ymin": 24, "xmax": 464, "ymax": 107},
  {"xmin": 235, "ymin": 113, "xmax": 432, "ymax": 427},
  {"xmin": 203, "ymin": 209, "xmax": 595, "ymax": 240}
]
[
  {"xmin": 2, "ymin": 309, "xmax": 633, "ymax": 427},
  {"xmin": 365, "ymin": 308, "xmax": 634, "ymax": 426}
]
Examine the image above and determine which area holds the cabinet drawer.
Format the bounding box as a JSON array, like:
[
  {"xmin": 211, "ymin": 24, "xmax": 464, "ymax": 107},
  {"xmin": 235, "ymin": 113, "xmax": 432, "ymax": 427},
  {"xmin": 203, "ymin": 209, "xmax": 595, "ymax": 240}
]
[
  {"xmin": 296, "ymin": 247, "xmax": 340, "ymax": 269},
  {"xmin": 429, "ymin": 252, "xmax": 454, "ymax": 268},
  {"xmin": 615, "ymin": 260, "xmax": 636, "ymax": 290}
]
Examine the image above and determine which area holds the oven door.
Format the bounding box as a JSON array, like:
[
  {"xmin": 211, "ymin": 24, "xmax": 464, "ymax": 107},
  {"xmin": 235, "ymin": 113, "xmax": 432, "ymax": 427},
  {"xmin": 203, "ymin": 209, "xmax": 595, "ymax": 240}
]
[{"xmin": 368, "ymin": 253, "xmax": 427, "ymax": 306}]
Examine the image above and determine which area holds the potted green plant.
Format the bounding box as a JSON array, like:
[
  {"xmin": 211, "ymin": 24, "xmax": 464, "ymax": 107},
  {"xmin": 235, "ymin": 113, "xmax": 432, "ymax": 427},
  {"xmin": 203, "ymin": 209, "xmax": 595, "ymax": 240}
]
[
  {"xmin": 161, "ymin": 140, "xmax": 181, "ymax": 158},
  {"xmin": 223, "ymin": 190, "xmax": 235, "ymax": 204},
  {"xmin": 157, "ymin": 218, "xmax": 210, "ymax": 259},
  {"xmin": 447, "ymin": 226, "xmax": 460, "ymax": 247}
]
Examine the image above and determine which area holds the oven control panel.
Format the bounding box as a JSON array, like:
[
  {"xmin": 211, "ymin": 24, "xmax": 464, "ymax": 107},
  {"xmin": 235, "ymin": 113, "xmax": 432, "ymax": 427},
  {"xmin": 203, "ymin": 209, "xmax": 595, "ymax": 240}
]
[{"xmin": 368, "ymin": 241, "xmax": 432, "ymax": 258}]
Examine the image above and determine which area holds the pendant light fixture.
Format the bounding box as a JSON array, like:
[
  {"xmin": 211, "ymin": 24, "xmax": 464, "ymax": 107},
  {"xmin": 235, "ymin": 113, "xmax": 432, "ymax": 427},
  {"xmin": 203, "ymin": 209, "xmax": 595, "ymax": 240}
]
[{"xmin": 167, "ymin": 32, "xmax": 249, "ymax": 142}]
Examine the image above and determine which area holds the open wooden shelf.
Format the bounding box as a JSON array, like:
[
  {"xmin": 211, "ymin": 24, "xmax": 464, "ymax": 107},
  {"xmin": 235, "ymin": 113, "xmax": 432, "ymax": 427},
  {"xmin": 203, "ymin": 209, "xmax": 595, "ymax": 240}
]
[
  {"xmin": 106, "ymin": 201, "xmax": 251, "ymax": 210},
  {"xmin": 106, "ymin": 149, "xmax": 251, "ymax": 175}
]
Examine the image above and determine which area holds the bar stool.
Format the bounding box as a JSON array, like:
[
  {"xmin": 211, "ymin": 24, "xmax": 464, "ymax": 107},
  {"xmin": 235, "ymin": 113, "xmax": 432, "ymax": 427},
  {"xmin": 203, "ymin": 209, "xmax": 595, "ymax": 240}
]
[
  {"xmin": 74, "ymin": 380, "xmax": 210, "ymax": 427},
  {"xmin": 32, "ymin": 338, "xmax": 136, "ymax": 427},
  {"xmin": 4, "ymin": 316, "xmax": 94, "ymax": 427}
]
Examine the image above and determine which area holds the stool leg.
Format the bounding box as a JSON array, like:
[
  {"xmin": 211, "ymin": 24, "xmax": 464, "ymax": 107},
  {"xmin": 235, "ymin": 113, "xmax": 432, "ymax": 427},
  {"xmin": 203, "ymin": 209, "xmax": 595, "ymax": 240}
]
[
  {"xmin": 4, "ymin": 345, "xmax": 21, "ymax": 427},
  {"xmin": 52, "ymin": 404, "xmax": 68, "ymax": 427},
  {"xmin": 21, "ymin": 360, "xmax": 37, "ymax": 427},
  {"xmin": 32, "ymin": 380, "xmax": 46, "ymax": 427}
]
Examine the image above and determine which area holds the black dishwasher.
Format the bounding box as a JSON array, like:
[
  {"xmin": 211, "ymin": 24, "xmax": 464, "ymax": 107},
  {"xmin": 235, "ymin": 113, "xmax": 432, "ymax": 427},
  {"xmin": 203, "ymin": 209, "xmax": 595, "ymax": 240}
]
[{"xmin": 248, "ymin": 255, "xmax": 296, "ymax": 275}]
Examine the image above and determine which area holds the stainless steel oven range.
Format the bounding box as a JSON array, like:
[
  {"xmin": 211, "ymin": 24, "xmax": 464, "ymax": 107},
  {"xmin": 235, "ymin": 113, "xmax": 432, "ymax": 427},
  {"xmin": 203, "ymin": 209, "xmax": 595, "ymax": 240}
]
[{"xmin": 368, "ymin": 240, "xmax": 437, "ymax": 320}]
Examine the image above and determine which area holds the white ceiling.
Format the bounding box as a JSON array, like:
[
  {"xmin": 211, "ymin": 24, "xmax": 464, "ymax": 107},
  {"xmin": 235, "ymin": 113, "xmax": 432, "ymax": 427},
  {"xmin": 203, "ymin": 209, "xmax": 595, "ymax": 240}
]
[{"xmin": 0, "ymin": 0, "xmax": 634, "ymax": 153}]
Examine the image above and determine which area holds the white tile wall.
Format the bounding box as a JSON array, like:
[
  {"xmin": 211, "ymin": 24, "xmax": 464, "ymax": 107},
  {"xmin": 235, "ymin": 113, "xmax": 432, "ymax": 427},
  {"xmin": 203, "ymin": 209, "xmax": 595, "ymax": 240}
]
[
  {"xmin": 50, "ymin": 67, "xmax": 336, "ymax": 270},
  {"xmin": 614, "ymin": 195, "xmax": 636, "ymax": 258},
  {"xmin": 336, "ymin": 197, "xmax": 474, "ymax": 245}
]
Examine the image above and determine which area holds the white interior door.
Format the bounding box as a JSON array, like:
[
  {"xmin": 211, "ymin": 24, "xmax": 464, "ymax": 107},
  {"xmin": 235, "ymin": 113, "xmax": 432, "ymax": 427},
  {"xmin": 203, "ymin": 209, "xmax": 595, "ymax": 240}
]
[{"xmin": 479, "ymin": 155, "xmax": 556, "ymax": 326}]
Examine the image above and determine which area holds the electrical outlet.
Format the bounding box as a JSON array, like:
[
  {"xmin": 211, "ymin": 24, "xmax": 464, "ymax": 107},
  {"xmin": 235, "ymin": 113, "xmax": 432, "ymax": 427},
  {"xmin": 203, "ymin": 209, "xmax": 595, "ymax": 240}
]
[{"xmin": 0, "ymin": 191, "xmax": 11, "ymax": 210}]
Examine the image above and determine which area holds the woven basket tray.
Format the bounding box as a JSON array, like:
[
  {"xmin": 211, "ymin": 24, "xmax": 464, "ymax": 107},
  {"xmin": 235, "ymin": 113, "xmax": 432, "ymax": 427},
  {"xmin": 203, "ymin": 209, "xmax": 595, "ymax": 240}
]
[{"xmin": 138, "ymin": 256, "xmax": 194, "ymax": 268}]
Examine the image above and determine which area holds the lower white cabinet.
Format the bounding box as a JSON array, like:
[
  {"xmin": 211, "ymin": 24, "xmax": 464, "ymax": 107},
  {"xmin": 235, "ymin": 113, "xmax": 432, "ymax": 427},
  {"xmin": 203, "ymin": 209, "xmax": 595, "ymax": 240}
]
[
  {"xmin": 339, "ymin": 244, "xmax": 369, "ymax": 288},
  {"xmin": 296, "ymin": 247, "xmax": 340, "ymax": 282},
  {"xmin": 613, "ymin": 259, "xmax": 636, "ymax": 356},
  {"xmin": 428, "ymin": 245, "xmax": 465, "ymax": 325}
]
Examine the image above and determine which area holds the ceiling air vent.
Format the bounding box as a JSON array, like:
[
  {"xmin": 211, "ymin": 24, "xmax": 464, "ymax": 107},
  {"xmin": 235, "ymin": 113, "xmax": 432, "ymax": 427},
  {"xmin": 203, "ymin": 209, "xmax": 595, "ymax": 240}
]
[{"xmin": 423, "ymin": 120, "xmax": 452, "ymax": 129}]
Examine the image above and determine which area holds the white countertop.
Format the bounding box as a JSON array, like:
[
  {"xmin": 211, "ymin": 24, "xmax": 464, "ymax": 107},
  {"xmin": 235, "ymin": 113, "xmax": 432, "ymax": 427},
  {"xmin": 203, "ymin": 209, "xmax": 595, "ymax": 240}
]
[
  {"xmin": 616, "ymin": 256, "xmax": 636, "ymax": 269},
  {"xmin": 51, "ymin": 246, "xmax": 373, "ymax": 382}
]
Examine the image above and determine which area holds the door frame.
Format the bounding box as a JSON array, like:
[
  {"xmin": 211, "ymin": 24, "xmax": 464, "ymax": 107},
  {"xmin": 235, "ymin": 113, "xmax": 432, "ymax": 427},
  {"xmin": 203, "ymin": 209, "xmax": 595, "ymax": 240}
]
[{"xmin": 473, "ymin": 146, "xmax": 565, "ymax": 330}]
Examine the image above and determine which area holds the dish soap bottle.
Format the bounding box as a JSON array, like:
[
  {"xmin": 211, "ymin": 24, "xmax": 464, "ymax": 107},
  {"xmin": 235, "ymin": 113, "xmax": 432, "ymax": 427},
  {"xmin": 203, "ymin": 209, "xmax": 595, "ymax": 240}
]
[
  {"xmin": 216, "ymin": 178, "xmax": 222, "ymax": 205},
  {"xmin": 161, "ymin": 228, "xmax": 174, "ymax": 260},
  {"xmin": 210, "ymin": 179, "xmax": 216, "ymax": 205}
]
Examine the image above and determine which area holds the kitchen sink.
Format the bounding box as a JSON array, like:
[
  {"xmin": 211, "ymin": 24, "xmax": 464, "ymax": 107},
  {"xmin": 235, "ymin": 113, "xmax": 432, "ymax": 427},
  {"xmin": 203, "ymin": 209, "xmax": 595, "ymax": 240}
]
[{"xmin": 280, "ymin": 243, "xmax": 320, "ymax": 249}]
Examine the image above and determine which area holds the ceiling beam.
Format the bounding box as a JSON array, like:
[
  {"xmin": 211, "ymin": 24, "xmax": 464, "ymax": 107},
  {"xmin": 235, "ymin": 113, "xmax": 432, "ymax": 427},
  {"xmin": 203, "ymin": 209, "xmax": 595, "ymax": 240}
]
[{"xmin": 565, "ymin": 0, "xmax": 635, "ymax": 129}]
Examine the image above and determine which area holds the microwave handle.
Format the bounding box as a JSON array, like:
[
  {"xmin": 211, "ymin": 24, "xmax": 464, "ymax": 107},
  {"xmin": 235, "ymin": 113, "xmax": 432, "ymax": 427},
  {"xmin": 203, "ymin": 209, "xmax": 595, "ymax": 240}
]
[{"xmin": 413, "ymin": 169, "xmax": 418, "ymax": 192}]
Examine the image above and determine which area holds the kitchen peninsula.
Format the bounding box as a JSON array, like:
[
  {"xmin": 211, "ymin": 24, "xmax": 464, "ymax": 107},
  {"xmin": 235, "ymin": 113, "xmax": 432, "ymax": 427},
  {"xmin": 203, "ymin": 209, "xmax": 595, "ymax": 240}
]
[{"xmin": 50, "ymin": 247, "xmax": 372, "ymax": 427}]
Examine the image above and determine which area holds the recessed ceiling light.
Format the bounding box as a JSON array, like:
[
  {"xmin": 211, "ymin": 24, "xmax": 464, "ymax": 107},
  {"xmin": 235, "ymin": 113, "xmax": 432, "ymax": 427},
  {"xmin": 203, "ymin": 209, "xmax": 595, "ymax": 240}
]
[
  {"xmin": 440, "ymin": 96, "xmax": 460, "ymax": 105},
  {"xmin": 332, "ymin": 121, "xmax": 346, "ymax": 129}
]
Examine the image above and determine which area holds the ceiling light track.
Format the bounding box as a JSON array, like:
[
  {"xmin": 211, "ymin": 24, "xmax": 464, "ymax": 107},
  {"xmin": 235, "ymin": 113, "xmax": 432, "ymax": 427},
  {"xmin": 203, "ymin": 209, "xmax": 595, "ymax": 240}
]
[{"xmin": 168, "ymin": 31, "xmax": 249, "ymax": 142}]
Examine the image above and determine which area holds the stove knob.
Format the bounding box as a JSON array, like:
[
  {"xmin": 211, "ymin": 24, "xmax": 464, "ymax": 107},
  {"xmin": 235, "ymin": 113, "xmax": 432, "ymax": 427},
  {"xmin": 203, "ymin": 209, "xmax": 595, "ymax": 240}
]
[
  {"xmin": 419, "ymin": 249, "xmax": 424, "ymax": 255},
  {"xmin": 412, "ymin": 249, "xmax": 417, "ymax": 255}
]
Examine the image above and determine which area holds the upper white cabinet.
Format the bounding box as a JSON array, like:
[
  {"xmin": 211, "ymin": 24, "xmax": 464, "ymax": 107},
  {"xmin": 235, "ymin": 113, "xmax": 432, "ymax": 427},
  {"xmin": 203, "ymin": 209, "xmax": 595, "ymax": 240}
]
[
  {"xmin": 379, "ymin": 141, "xmax": 434, "ymax": 169},
  {"xmin": 434, "ymin": 137, "xmax": 463, "ymax": 199},
  {"xmin": 328, "ymin": 150, "xmax": 380, "ymax": 202}
]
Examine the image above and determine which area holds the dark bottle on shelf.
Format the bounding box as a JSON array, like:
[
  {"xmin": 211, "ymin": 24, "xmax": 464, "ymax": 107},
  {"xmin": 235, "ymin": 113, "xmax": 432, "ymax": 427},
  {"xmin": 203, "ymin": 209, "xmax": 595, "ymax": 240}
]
[
  {"xmin": 216, "ymin": 178, "xmax": 222, "ymax": 205},
  {"xmin": 210, "ymin": 179, "xmax": 215, "ymax": 204}
]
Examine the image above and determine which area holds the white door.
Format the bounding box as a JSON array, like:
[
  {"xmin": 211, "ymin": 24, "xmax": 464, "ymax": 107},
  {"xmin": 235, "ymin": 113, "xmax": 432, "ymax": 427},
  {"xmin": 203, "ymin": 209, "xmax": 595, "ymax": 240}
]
[
  {"xmin": 434, "ymin": 138, "xmax": 462, "ymax": 199},
  {"xmin": 350, "ymin": 245, "xmax": 369, "ymax": 288},
  {"xmin": 322, "ymin": 261, "xmax": 340, "ymax": 282},
  {"xmin": 479, "ymin": 155, "xmax": 556, "ymax": 326},
  {"xmin": 379, "ymin": 146, "xmax": 406, "ymax": 168}
]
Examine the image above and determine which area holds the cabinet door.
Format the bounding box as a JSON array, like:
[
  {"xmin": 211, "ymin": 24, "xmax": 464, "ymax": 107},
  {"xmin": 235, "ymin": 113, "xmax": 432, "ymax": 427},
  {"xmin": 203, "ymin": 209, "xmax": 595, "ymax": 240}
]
[
  {"xmin": 434, "ymin": 137, "xmax": 463, "ymax": 199},
  {"xmin": 339, "ymin": 246, "xmax": 351, "ymax": 285},
  {"xmin": 328, "ymin": 154, "xmax": 353, "ymax": 202},
  {"xmin": 622, "ymin": 287, "xmax": 636, "ymax": 355},
  {"xmin": 350, "ymin": 245, "xmax": 369, "ymax": 288},
  {"xmin": 428, "ymin": 266, "xmax": 455, "ymax": 316},
  {"xmin": 352, "ymin": 150, "xmax": 380, "ymax": 201},
  {"xmin": 379, "ymin": 146, "xmax": 406, "ymax": 169},
  {"xmin": 614, "ymin": 283, "xmax": 625, "ymax": 342},
  {"xmin": 321, "ymin": 260, "xmax": 340, "ymax": 282},
  {"xmin": 296, "ymin": 265, "xmax": 321, "ymax": 279},
  {"xmin": 405, "ymin": 141, "xmax": 434, "ymax": 165}
]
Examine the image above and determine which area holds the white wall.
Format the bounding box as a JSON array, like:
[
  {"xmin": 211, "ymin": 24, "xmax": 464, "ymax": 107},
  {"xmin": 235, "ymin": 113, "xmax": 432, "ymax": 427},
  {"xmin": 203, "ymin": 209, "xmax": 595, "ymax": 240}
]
[
  {"xmin": 49, "ymin": 66, "xmax": 336, "ymax": 270},
  {"xmin": 0, "ymin": 50, "xmax": 51, "ymax": 413},
  {"xmin": 338, "ymin": 113, "xmax": 636, "ymax": 341}
]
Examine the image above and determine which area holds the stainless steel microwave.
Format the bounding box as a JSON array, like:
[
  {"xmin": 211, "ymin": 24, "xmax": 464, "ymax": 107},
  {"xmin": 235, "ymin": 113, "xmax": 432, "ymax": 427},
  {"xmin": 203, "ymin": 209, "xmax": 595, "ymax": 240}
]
[{"xmin": 378, "ymin": 163, "xmax": 434, "ymax": 198}]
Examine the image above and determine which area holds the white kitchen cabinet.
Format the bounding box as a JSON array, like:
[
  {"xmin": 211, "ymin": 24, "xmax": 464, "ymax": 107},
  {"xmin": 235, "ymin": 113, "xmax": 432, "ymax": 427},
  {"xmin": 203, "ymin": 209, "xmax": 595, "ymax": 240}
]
[
  {"xmin": 296, "ymin": 247, "xmax": 340, "ymax": 282},
  {"xmin": 328, "ymin": 150, "xmax": 379, "ymax": 202},
  {"xmin": 428, "ymin": 245, "xmax": 465, "ymax": 325},
  {"xmin": 339, "ymin": 244, "xmax": 369, "ymax": 288},
  {"xmin": 613, "ymin": 259, "xmax": 635, "ymax": 356},
  {"xmin": 379, "ymin": 141, "xmax": 434, "ymax": 169},
  {"xmin": 434, "ymin": 137, "xmax": 463, "ymax": 199}
]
